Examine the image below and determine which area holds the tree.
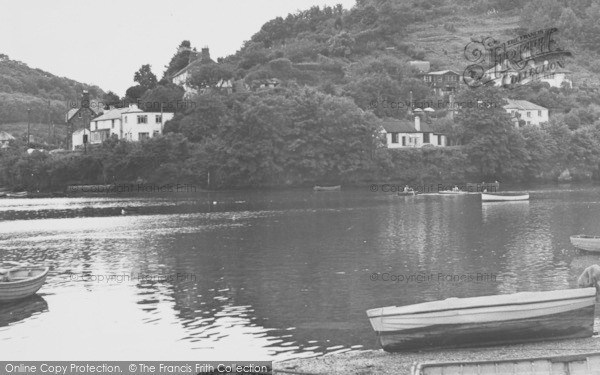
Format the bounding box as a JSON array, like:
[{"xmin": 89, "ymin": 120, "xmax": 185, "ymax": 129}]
[
  {"xmin": 134, "ymin": 64, "xmax": 158, "ymax": 90},
  {"xmin": 163, "ymin": 41, "xmax": 194, "ymax": 80}
]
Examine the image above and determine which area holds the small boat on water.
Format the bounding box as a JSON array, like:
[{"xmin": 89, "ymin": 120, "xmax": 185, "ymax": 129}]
[
  {"xmin": 366, "ymin": 287, "xmax": 596, "ymax": 352},
  {"xmin": 570, "ymin": 235, "xmax": 600, "ymax": 252},
  {"xmin": 439, "ymin": 190, "xmax": 468, "ymax": 195},
  {"xmin": 466, "ymin": 182, "xmax": 500, "ymax": 192},
  {"xmin": 412, "ymin": 351, "xmax": 600, "ymax": 375},
  {"xmin": 313, "ymin": 185, "xmax": 341, "ymax": 192},
  {"xmin": 5, "ymin": 191, "xmax": 28, "ymax": 198},
  {"xmin": 481, "ymin": 192, "xmax": 529, "ymax": 202},
  {"xmin": 0, "ymin": 267, "xmax": 49, "ymax": 302}
]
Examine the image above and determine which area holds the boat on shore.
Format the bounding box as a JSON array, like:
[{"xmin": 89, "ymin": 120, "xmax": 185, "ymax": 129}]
[
  {"xmin": 0, "ymin": 267, "xmax": 49, "ymax": 302},
  {"xmin": 5, "ymin": 191, "xmax": 28, "ymax": 198},
  {"xmin": 481, "ymin": 193, "xmax": 529, "ymax": 202},
  {"xmin": 412, "ymin": 351, "xmax": 600, "ymax": 375},
  {"xmin": 313, "ymin": 185, "xmax": 341, "ymax": 192},
  {"xmin": 570, "ymin": 235, "xmax": 600, "ymax": 252},
  {"xmin": 366, "ymin": 287, "xmax": 596, "ymax": 352}
]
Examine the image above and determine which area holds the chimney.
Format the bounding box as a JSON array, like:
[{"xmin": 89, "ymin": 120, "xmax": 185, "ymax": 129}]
[
  {"xmin": 200, "ymin": 47, "xmax": 210, "ymax": 62},
  {"xmin": 81, "ymin": 90, "xmax": 90, "ymax": 108},
  {"xmin": 414, "ymin": 115, "xmax": 421, "ymax": 132}
]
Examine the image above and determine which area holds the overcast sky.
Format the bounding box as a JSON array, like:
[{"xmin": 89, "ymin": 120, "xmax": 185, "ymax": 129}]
[{"xmin": 0, "ymin": 0, "xmax": 356, "ymax": 97}]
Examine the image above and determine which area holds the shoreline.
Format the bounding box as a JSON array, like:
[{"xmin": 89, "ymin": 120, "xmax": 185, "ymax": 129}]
[{"xmin": 273, "ymin": 336, "xmax": 600, "ymax": 374}]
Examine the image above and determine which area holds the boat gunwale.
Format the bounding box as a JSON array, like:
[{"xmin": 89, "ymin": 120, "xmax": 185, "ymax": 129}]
[
  {"xmin": 0, "ymin": 267, "xmax": 49, "ymax": 286},
  {"xmin": 367, "ymin": 288, "xmax": 596, "ymax": 318}
]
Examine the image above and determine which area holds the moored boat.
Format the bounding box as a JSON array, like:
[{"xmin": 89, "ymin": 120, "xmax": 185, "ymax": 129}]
[
  {"xmin": 313, "ymin": 185, "xmax": 341, "ymax": 192},
  {"xmin": 366, "ymin": 287, "xmax": 596, "ymax": 352},
  {"xmin": 5, "ymin": 191, "xmax": 28, "ymax": 198},
  {"xmin": 0, "ymin": 267, "xmax": 49, "ymax": 302},
  {"xmin": 570, "ymin": 235, "xmax": 600, "ymax": 252},
  {"xmin": 481, "ymin": 193, "xmax": 529, "ymax": 202},
  {"xmin": 466, "ymin": 182, "xmax": 500, "ymax": 192},
  {"xmin": 439, "ymin": 190, "xmax": 468, "ymax": 195}
]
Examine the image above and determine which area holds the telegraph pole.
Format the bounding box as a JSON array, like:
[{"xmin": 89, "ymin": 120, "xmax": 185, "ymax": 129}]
[{"xmin": 27, "ymin": 108, "xmax": 31, "ymax": 147}]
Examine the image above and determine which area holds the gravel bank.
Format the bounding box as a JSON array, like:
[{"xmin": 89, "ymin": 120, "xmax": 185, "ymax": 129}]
[{"xmin": 274, "ymin": 336, "xmax": 600, "ymax": 375}]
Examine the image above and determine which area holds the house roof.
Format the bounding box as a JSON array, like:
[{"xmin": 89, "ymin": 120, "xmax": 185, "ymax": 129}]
[
  {"xmin": 66, "ymin": 106, "xmax": 99, "ymax": 122},
  {"xmin": 92, "ymin": 106, "xmax": 143, "ymax": 121},
  {"xmin": 425, "ymin": 70, "xmax": 460, "ymax": 76},
  {"xmin": 172, "ymin": 55, "xmax": 216, "ymax": 79},
  {"xmin": 380, "ymin": 117, "xmax": 437, "ymax": 133},
  {"xmin": 503, "ymin": 99, "xmax": 547, "ymax": 111},
  {"xmin": 0, "ymin": 131, "xmax": 15, "ymax": 141}
]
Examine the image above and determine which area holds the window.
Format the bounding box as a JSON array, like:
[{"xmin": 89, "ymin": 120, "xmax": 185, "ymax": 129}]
[
  {"xmin": 153, "ymin": 130, "xmax": 160, "ymax": 137},
  {"xmin": 391, "ymin": 133, "xmax": 399, "ymax": 144},
  {"xmin": 139, "ymin": 132, "xmax": 149, "ymax": 140},
  {"xmin": 124, "ymin": 116, "xmax": 128, "ymax": 124},
  {"xmin": 78, "ymin": 112, "xmax": 82, "ymax": 119},
  {"xmin": 111, "ymin": 119, "xmax": 115, "ymax": 129},
  {"xmin": 423, "ymin": 132, "xmax": 430, "ymax": 143},
  {"xmin": 155, "ymin": 115, "xmax": 162, "ymax": 123},
  {"xmin": 94, "ymin": 122, "xmax": 97, "ymax": 130},
  {"xmin": 511, "ymin": 110, "xmax": 516, "ymax": 116},
  {"xmin": 437, "ymin": 136, "xmax": 441, "ymax": 146},
  {"xmin": 137, "ymin": 115, "xmax": 148, "ymax": 124},
  {"xmin": 527, "ymin": 111, "xmax": 531, "ymax": 118},
  {"xmin": 402, "ymin": 136, "xmax": 406, "ymax": 146},
  {"xmin": 538, "ymin": 110, "xmax": 541, "ymax": 116}
]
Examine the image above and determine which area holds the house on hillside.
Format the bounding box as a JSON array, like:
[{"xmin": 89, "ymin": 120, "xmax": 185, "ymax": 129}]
[
  {"xmin": 66, "ymin": 91, "xmax": 99, "ymax": 149},
  {"xmin": 171, "ymin": 47, "xmax": 237, "ymax": 97},
  {"xmin": 71, "ymin": 104, "xmax": 174, "ymax": 149},
  {"xmin": 503, "ymin": 99, "xmax": 548, "ymax": 127},
  {"xmin": 421, "ymin": 70, "xmax": 460, "ymax": 96},
  {"xmin": 485, "ymin": 61, "xmax": 573, "ymax": 89},
  {"xmin": 0, "ymin": 131, "xmax": 15, "ymax": 148},
  {"xmin": 409, "ymin": 61, "xmax": 430, "ymax": 73},
  {"xmin": 380, "ymin": 115, "xmax": 446, "ymax": 148}
]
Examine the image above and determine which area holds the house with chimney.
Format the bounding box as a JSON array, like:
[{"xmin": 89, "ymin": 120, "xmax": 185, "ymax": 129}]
[
  {"xmin": 66, "ymin": 91, "xmax": 99, "ymax": 149},
  {"xmin": 171, "ymin": 46, "xmax": 236, "ymax": 97},
  {"xmin": 381, "ymin": 114, "xmax": 447, "ymax": 148},
  {"xmin": 71, "ymin": 104, "xmax": 174, "ymax": 150}
]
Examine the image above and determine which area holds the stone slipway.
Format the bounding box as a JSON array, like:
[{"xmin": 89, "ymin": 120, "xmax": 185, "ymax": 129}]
[{"xmin": 274, "ymin": 336, "xmax": 600, "ymax": 375}]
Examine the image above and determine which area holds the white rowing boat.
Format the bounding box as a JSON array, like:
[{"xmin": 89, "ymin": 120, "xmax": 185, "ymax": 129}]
[
  {"xmin": 570, "ymin": 235, "xmax": 600, "ymax": 252},
  {"xmin": 481, "ymin": 193, "xmax": 529, "ymax": 202},
  {"xmin": 366, "ymin": 288, "xmax": 596, "ymax": 352},
  {"xmin": 0, "ymin": 267, "xmax": 49, "ymax": 302}
]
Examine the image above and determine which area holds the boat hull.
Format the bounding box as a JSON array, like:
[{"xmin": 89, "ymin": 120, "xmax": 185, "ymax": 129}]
[
  {"xmin": 570, "ymin": 235, "xmax": 600, "ymax": 252},
  {"xmin": 313, "ymin": 185, "xmax": 341, "ymax": 192},
  {"xmin": 367, "ymin": 288, "xmax": 596, "ymax": 352},
  {"xmin": 482, "ymin": 193, "xmax": 529, "ymax": 202},
  {"xmin": 0, "ymin": 267, "xmax": 49, "ymax": 302}
]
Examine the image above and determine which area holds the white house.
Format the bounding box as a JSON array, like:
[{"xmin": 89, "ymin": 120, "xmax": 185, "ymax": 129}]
[
  {"xmin": 485, "ymin": 60, "xmax": 572, "ymax": 89},
  {"xmin": 381, "ymin": 116, "xmax": 446, "ymax": 148},
  {"xmin": 503, "ymin": 99, "xmax": 548, "ymax": 127},
  {"xmin": 71, "ymin": 128, "xmax": 91, "ymax": 150},
  {"xmin": 73, "ymin": 104, "xmax": 174, "ymax": 149}
]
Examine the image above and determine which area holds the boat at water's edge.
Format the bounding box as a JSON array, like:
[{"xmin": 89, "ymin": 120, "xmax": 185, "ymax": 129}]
[
  {"xmin": 570, "ymin": 234, "xmax": 600, "ymax": 252},
  {"xmin": 0, "ymin": 267, "xmax": 49, "ymax": 302},
  {"xmin": 481, "ymin": 193, "xmax": 529, "ymax": 202},
  {"xmin": 313, "ymin": 185, "xmax": 341, "ymax": 191},
  {"xmin": 366, "ymin": 288, "xmax": 596, "ymax": 352}
]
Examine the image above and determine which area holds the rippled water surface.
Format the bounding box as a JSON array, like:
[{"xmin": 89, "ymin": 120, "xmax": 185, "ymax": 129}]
[{"xmin": 1, "ymin": 186, "xmax": 600, "ymax": 360}]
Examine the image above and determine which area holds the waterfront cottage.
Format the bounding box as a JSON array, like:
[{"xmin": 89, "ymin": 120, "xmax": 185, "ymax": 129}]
[
  {"xmin": 66, "ymin": 91, "xmax": 99, "ymax": 149},
  {"xmin": 381, "ymin": 116, "xmax": 446, "ymax": 148},
  {"xmin": 503, "ymin": 99, "xmax": 548, "ymax": 127},
  {"xmin": 74, "ymin": 104, "xmax": 174, "ymax": 150}
]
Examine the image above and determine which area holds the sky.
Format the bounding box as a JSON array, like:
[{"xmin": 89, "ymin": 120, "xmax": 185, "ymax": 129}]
[{"xmin": 0, "ymin": 0, "xmax": 356, "ymax": 96}]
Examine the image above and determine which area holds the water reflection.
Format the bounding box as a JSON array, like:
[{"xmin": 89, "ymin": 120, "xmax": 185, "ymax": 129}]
[
  {"xmin": 1, "ymin": 187, "xmax": 600, "ymax": 359},
  {"xmin": 0, "ymin": 295, "xmax": 48, "ymax": 328}
]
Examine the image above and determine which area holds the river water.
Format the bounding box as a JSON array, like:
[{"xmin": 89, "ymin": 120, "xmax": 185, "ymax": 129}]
[{"xmin": 1, "ymin": 185, "xmax": 599, "ymax": 360}]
